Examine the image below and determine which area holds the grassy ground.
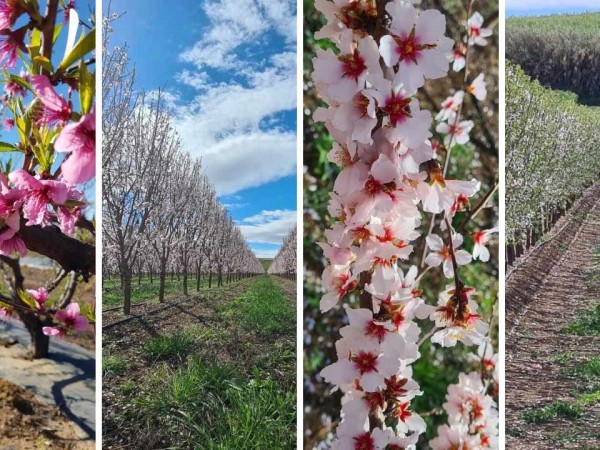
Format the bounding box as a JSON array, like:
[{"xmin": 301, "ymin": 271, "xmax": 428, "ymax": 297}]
[
  {"xmin": 102, "ymin": 275, "xmax": 222, "ymax": 307},
  {"xmin": 102, "ymin": 275, "xmax": 296, "ymax": 449}
]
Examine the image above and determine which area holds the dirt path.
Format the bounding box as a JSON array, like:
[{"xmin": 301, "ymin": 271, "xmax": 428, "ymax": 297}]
[{"xmin": 506, "ymin": 184, "xmax": 600, "ymax": 449}]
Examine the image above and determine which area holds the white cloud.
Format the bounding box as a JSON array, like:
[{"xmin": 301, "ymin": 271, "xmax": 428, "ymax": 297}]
[
  {"xmin": 180, "ymin": 0, "xmax": 295, "ymax": 71},
  {"xmin": 506, "ymin": 0, "xmax": 600, "ymax": 9},
  {"xmin": 239, "ymin": 209, "xmax": 296, "ymax": 245}
]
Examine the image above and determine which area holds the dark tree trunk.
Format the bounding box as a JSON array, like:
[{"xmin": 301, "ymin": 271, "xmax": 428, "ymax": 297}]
[
  {"xmin": 123, "ymin": 269, "xmax": 132, "ymax": 316},
  {"xmin": 182, "ymin": 264, "xmax": 188, "ymax": 296},
  {"xmin": 20, "ymin": 313, "xmax": 51, "ymax": 359},
  {"xmin": 209, "ymin": 271, "xmax": 212, "ymax": 288},
  {"xmin": 159, "ymin": 259, "xmax": 167, "ymax": 303}
]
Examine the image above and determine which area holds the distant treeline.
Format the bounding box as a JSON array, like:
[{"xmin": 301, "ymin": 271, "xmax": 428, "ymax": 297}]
[{"xmin": 506, "ymin": 13, "xmax": 600, "ymax": 105}]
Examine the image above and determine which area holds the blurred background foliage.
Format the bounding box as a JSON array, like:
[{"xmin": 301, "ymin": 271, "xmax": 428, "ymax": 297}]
[{"xmin": 303, "ymin": 0, "xmax": 499, "ymax": 448}]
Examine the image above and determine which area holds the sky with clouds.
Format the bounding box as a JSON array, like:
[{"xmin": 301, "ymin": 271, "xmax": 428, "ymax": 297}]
[
  {"xmin": 507, "ymin": 0, "xmax": 600, "ymax": 16},
  {"xmin": 108, "ymin": 0, "xmax": 297, "ymax": 258}
]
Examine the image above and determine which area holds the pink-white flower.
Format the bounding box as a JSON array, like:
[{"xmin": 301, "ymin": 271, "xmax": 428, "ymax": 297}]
[
  {"xmin": 379, "ymin": 1, "xmax": 453, "ymax": 92},
  {"xmin": 31, "ymin": 75, "xmax": 72, "ymax": 126},
  {"xmin": 425, "ymin": 233, "xmax": 472, "ymax": 278},
  {"xmin": 27, "ymin": 287, "xmax": 48, "ymax": 311},
  {"xmin": 0, "ymin": 0, "xmax": 24, "ymax": 30},
  {"xmin": 313, "ymin": 34, "xmax": 381, "ymax": 103},
  {"xmin": 55, "ymin": 108, "xmax": 95, "ymax": 185},
  {"xmin": 0, "ymin": 306, "xmax": 12, "ymax": 320},
  {"xmin": 472, "ymin": 227, "xmax": 497, "ymax": 262},
  {"xmin": 430, "ymin": 424, "xmax": 479, "ymax": 450},
  {"xmin": 3, "ymin": 117, "xmax": 13, "ymax": 130},
  {"xmin": 9, "ymin": 169, "xmax": 69, "ymax": 227},
  {"xmin": 436, "ymin": 91, "xmax": 464, "ymax": 122},
  {"xmin": 467, "ymin": 12, "xmax": 493, "ymax": 46},
  {"xmin": 320, "ymin": 265, "xmax": 357, "ymax": 312},
  {"xmin": 42, "ymin": 302, "xmax": 89, "ymax": 337},
  {"xmin": 450, "ymin": 44, "xmax": 466, "ymax": 72},
  {"xmin": 467, "ymin": 73, "xmax": 487, "ymax": 101},
  {"xmin": 436, "ymin": 119, "xmax": 474, "ymax": 147},
  {"xmin": 417, "ymin": 170, "xmax": 480, "ymax": 214},
  {"xmin": 331, "ymin": 422, "xmax": 388, "ymax": 450}
]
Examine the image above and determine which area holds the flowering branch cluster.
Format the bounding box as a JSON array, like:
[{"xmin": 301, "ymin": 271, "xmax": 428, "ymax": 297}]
[
  {"xmin": 312, "ymin": 0, "xmax": 497, "ymax": 447},
  {"xmin": 0, "ymin": 0, "xmax": 95, "ymax": 346}
]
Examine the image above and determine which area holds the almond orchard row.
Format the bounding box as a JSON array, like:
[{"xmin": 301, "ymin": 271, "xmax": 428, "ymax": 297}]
[
  {"xmin": 101, "ymin": 16, "xmax": 262, "ymax": 316},
  {"xmin": 268, "ymin": 227, "xmax": 297, "ymax": 279},
  {"xmin": 505, "ymin": 62, "xmax": 600, "ymax": 258}
]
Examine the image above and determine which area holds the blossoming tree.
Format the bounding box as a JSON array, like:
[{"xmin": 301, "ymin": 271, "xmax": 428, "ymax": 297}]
[
  {"xmin": 268, "ymin": 227, "xmax": 297, "ymax": 279},
  {"xmin": 306, "ymin": 0, "xmax": 498, "ymax": 447},
  {"xmin": 0, "ymin": 0, "xmax": 96, "ymax": 358}
]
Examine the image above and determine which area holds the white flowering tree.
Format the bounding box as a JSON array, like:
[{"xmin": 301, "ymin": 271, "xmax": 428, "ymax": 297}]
[
  {"xmin": 268, "ymin": 227, "xmax": 297, "ymax": 279},
  {"xmin": 306, "ymin": 0, "xmax": 498, "ymax": 447},
  {"xmin": 505, "ymin": 62, "xmax": 600, "ymax": 262}
]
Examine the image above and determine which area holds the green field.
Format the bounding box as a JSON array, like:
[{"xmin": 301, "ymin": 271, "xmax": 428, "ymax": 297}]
[{"xmin": 103, "ymin": 275, "xmax": 296, "ymax": 448}]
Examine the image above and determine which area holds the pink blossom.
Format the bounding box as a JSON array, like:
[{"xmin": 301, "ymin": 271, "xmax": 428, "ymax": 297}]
[
  {"xmin": 54, "ymin": 108, "xmax": 95, "ymax": 184},
  {"xmin": 0, "ymin": 27, "xmax": 26, "ymax": 68},
  {"xmin": 31, "ymin": 75, "xmax": 72, "ymax": 126},
  {"xmin": 42, "ymin": 302, "xmax": 89, "ymax": 337},
  {"xmin": 9, "ymin": 169, "xmax": 69, "ymax": 227},
  {"xmin": 3, "ymin": 117, "xmax": 13, "ymax": 130},
  {"xmin": 450, "ymin": 44, "xmax": 466, "ymax": 72},
  {"xmin": 27, "ymin": 287, "xmax": 48, "ymax": 311},
  {"xmin": 0, "ymin": 226, "xmax": 26, "ymax": 256},
  {"xmin": 0, "ymin": 0, "xmax": 24, "ymax": 30}
]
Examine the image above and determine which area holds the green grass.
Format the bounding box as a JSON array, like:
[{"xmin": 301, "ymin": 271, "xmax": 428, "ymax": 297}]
[
  {"xmin": 563, "ymin": 304, "xmax": 600, "ymax": 336},
  {"xmin": 141, "ymin": 329, "xmax": 197, "ymax": 361},
  {"xmin": 102, "ymin": 276, "xmax": 188, "ymax": 306},
  {"xmin": 118, "ymin": 381, "xmax": 137, "ymax": 396},
  {"xmin": 103, "ymin": 355, "xmax": 128, "ymax": 376},
  {"xmin": 522, "ymin": 400, "xmax": 583, "ymax": 424},
  {"xmin": 132, "ymin": 357, "xmax": 295, "ymax": 449},
  {"xmin": 579, "ymin": 389, "xmax": 600, "ymax": 406},
  {"xmin": 552, "ymin": 352, "xmax": 574, "ymax": 364},
  {"xmin": 507, "ymin": 12, "xmax": 600, "ymax": 35},
  {"xmin": 228, "ymin": 275, "xmax": 295, "ymax": 336},
  {"xmin": 564, "ymin": 357, "xmax": 600, "ymax": 392}
]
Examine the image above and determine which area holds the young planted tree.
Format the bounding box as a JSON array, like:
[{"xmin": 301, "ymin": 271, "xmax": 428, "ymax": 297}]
[{"xmin": 0, "ymin": 0, "xmax": 96, "ymax": 358}]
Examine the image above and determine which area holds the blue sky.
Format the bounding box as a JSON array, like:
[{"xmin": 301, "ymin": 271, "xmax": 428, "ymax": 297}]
[
  {"xmin": 107, "ymin": 0, "xmax": 297, "ymax": 258},
  {"xmin": 507, "ymin": 0, "xmax": 600, "ymax": 16}
]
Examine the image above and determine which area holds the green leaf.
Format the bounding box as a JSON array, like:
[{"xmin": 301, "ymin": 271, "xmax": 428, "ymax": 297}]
[
  {"xmin": 78, "ymin": 59, "xmax": 94, "ymax": 114},
  {"xmin": 53, "ymin": 23, "xmax": 63, "ymax": 44},
  {"xmin": 0, "ymin": 142, "xmax": 18, "ymax": 152},
  {"xmin": 33, "ymin": 55, "xmax": 53, "ymax": 73},
  {"xmin": 17, "ymin": 290, "xmax": 36, "ymax": 310},
  {"xmin": 57, "ymin": 28, "xmax": 95, "ymax": 72}
]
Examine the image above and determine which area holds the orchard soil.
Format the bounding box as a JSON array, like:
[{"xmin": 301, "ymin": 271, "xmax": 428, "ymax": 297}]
[
  {"xmin": 506, "ymin": 184, "xmax": 600, "ymax": 448},
  {"xmin": 102, "ymin": 274, "xmax": 296, "ymax": 449}
]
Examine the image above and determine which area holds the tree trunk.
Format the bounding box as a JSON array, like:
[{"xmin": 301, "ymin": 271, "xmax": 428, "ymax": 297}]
[
  {"xmin": 159, "ymin": 259, "xmax": 167, "ymax": 303},
  {"xmin": 21, "ymin": 313, "xmax": 51, "ymax": 359},
  {"xmin": 123, "ymin": 269, "xmax": 132, "ymax": 316},
  {"xmin": 182, "ymin": 263, "xmax": 188, "ymax": 296},
  {"xmin": 209, "ymin": 271, "xmax": 212, "ymax": 288},
  {"xmin": 196, "ymin": 265, "xmax": 201, "ymax": 292}
]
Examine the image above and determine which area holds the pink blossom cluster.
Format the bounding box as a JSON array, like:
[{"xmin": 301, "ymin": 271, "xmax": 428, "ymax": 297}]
[
  {"xmin": 0, "ymin": 0, "xmax": 96, "ymax": 258},
  {"xmin": 312, "ymin": 0, "xmax": 496, "ymax": 447}
]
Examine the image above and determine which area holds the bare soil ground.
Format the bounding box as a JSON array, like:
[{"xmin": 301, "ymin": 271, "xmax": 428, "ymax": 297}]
[
  {"xmin": 102, "ymin": 275, "xmax": 296, "ymax": 449},
  {"xmin": 0, "ymin": 378, "xmax": 93, "ymax": 450},
  {"xmin": 506, "ymin": 184, "xmax": 600, "ymax": 449}
]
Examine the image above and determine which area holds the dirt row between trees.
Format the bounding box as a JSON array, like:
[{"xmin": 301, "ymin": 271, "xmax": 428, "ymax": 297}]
[
  {"xmin": 506, "ymin": 183, "xmax": 600, "ymax": 449},
  {"xmin": 102, "ymin": 275, "xmax": 296, "ymax": 449}
]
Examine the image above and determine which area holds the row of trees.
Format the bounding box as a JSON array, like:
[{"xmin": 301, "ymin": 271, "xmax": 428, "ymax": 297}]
[
  {"xmin": 267, "ymin": 228, "xmax": 297, "ymax": 279},
  {"xmin": 102, "ymin": 19, "xmax": 262, "ymax": 315},
  {"xmin": 506, "ymin": 14, "xmax": 600, "ymax": 104},
  {"xmin": 505, "ymin": 62, "xmax": 600, "ymax": 261}
]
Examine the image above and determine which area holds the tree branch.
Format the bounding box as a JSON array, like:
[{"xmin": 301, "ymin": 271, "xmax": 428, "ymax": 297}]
[{"xmin": 18, "ymin": 221, "xmax": 95, "ymax": 278}]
